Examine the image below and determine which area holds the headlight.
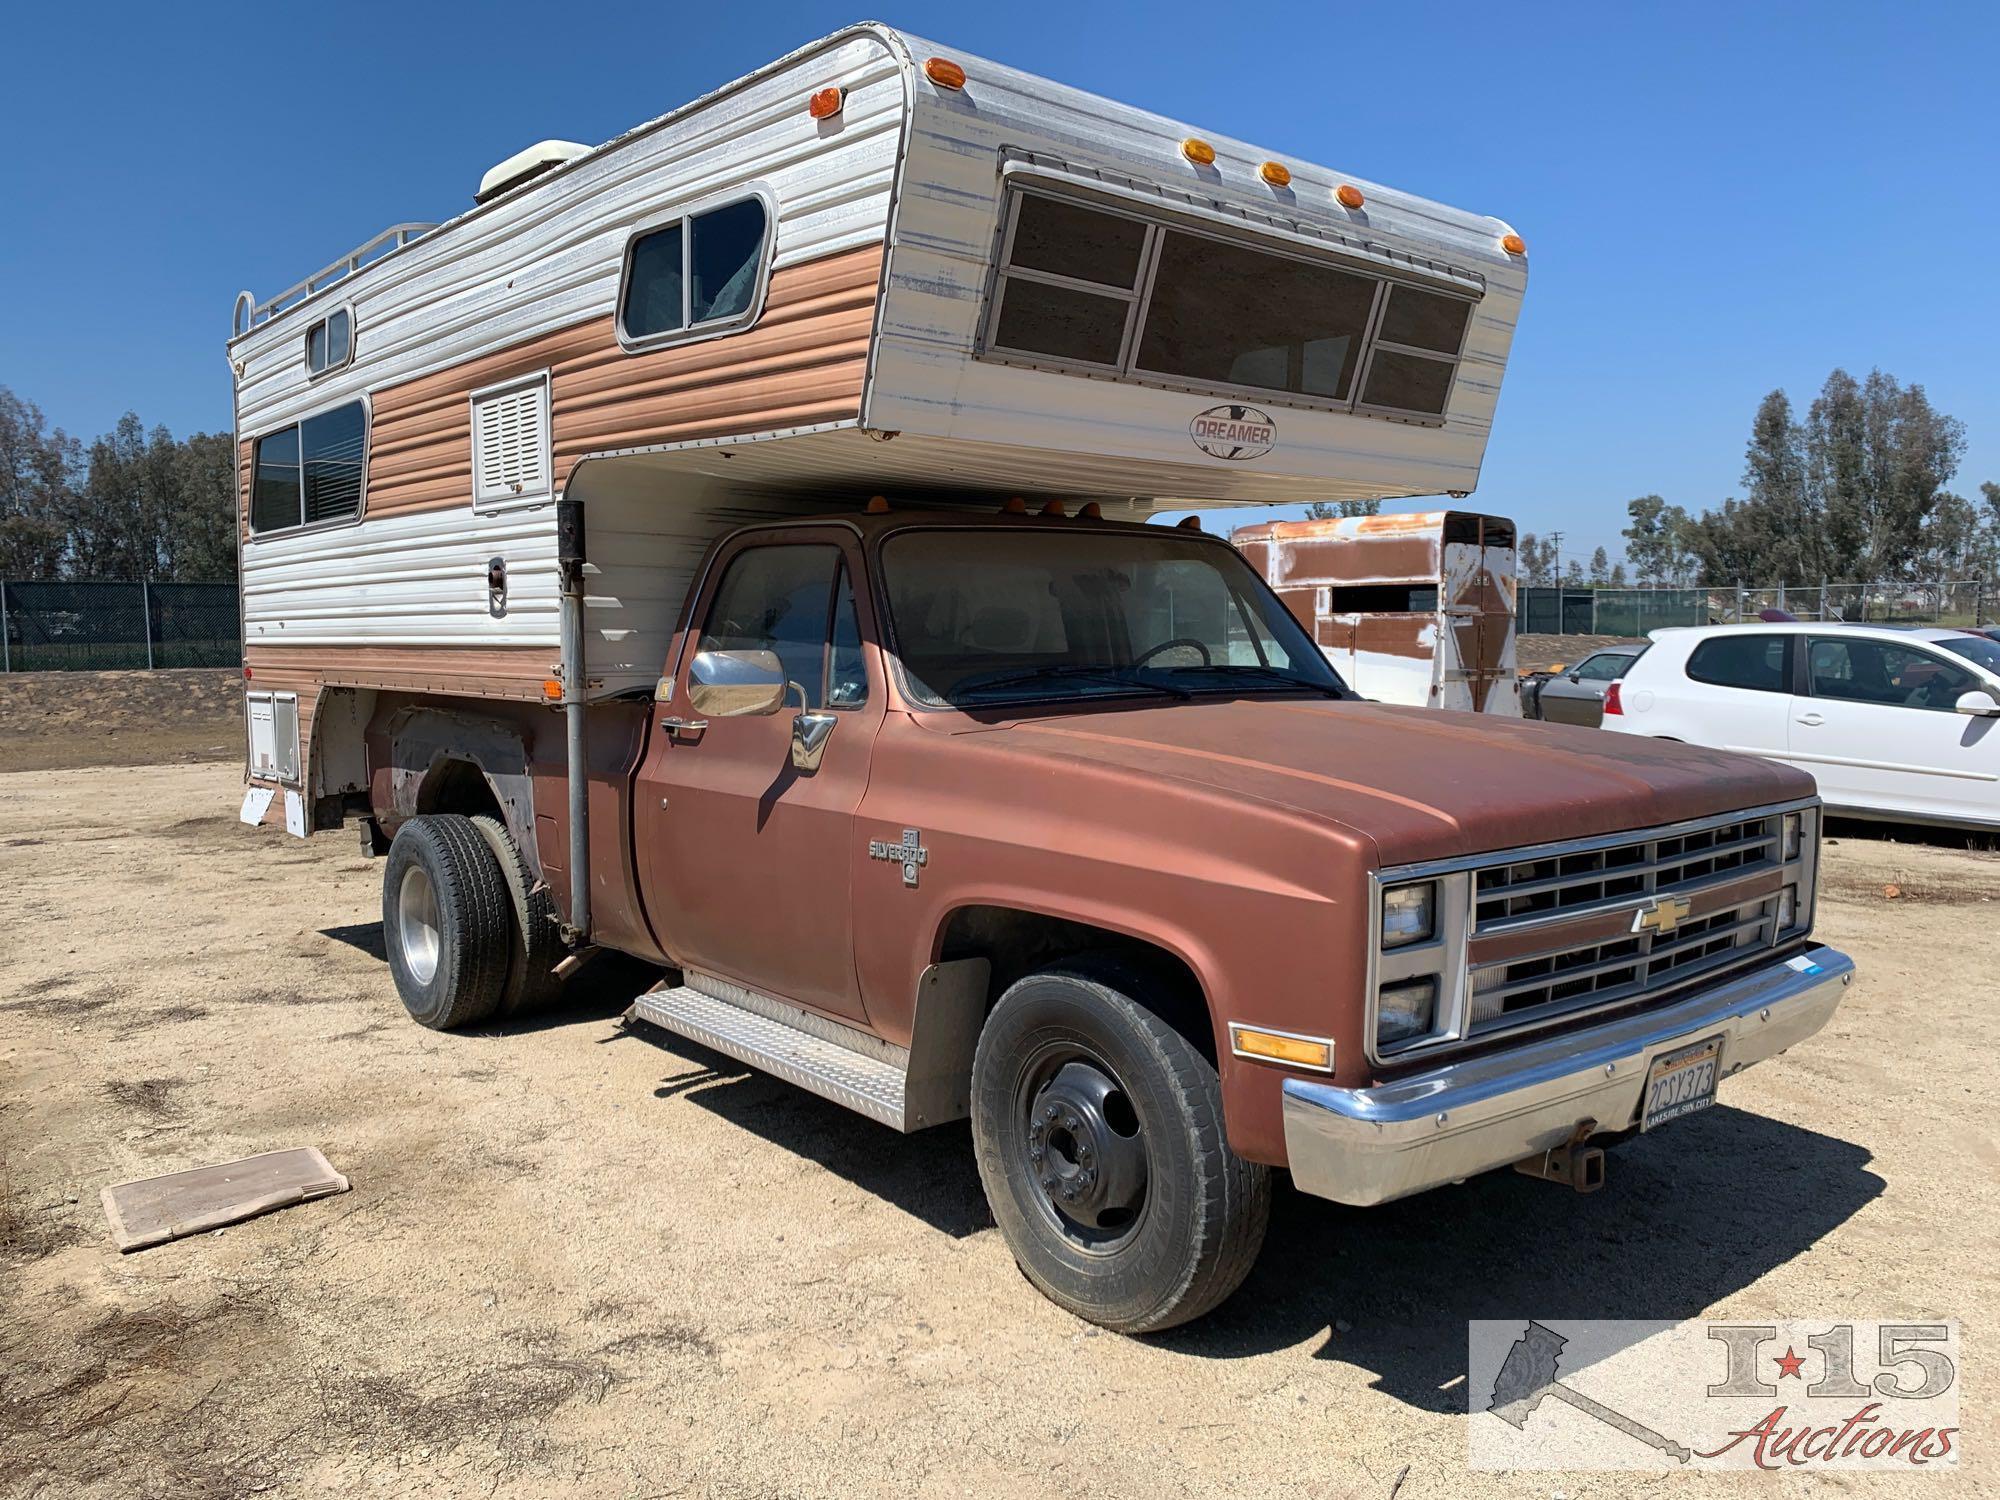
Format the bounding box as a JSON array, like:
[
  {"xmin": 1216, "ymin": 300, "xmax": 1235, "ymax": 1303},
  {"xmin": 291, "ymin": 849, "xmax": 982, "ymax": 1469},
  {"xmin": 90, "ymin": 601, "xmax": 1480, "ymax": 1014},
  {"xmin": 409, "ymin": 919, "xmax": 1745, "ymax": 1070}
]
[
  {"xmin": 1777, "ymin": 887, "xmax": 1796, "ymax": 931},
  {"xmin": 1782, "ymin": 813, "xmax": 1802, "ymax": 861},
  {"xmin": 1381, "ymin": 881, "xmax": 1437, "ymax": 948},
  {"xmin": 1377, "ymin": 977, "xmax": 1438, "ymax": 1048}
]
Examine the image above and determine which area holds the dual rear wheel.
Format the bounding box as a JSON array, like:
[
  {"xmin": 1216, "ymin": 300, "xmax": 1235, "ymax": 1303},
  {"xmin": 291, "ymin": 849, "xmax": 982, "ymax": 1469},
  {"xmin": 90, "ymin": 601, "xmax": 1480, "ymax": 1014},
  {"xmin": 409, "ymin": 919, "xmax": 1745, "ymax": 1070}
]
[{"xmin": 382, "ymin": 813, "xmax": 562, "ymax": 1030}]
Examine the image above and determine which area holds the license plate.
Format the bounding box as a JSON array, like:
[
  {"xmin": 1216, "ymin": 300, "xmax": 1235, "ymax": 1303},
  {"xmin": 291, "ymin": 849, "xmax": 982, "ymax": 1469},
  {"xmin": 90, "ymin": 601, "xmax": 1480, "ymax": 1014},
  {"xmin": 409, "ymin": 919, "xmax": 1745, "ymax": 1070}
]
[{"xmin": 1641, "ymin": 1035, "xmax": 1722, "ymax": 1131}]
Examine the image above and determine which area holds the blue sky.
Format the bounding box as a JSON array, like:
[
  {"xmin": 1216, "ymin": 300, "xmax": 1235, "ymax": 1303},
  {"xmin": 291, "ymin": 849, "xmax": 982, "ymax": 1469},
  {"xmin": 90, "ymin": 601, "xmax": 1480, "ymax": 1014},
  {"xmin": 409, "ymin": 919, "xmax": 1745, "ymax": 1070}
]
[{"xmin": 2, "ymin": 0, "xmax": 1994, "ymax": 562}]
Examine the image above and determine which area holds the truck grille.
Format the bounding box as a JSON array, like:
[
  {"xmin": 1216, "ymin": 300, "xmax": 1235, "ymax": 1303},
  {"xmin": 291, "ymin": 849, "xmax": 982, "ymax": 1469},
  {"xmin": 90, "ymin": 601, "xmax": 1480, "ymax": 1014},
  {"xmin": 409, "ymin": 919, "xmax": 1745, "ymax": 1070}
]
[{"xmin": 1467, "ymin": 812, "xmax": 1786, "ymax": 1037}]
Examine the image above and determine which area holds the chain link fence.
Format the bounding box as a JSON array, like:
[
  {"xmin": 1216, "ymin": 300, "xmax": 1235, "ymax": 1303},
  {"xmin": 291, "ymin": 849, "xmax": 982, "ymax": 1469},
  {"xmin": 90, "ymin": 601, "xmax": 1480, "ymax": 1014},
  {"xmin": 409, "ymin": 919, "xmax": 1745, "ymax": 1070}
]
[
  {"xmin": 1521, "ymin": 580, "xmax": 1991, "ymax": 637},
  {"xmin": 0, "ymin": 580, "xmax": 240, "ymax": 672}
]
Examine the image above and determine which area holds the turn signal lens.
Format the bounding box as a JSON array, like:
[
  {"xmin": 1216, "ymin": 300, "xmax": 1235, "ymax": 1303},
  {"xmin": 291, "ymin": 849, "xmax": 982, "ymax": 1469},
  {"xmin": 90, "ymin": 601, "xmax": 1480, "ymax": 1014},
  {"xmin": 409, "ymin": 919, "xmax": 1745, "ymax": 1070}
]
[
  {"xmin": 1336, "ymin": 183, "xmax": 1365, "ymax": 210},
  {"xmin": 541, "ymin": 678, "xmax": 564, "ymax": 702},
  {"xmin": 1181, "ymin": 137, "xmax": 1216, "ymax": 166},
  {"xmin": 924, "ymin": 56, "xmax": 966, "ymax": 89},
  {"xmin": 1501, "ymin": 231, "xmax": 1527, "ymax": 255},
  {"xmin": 807, "ymin": 86, "xmax": 845, "ymax": 120},
  {"xmin": 1230, "ymin": 1025, "xmax": 1333, "ymax": 1072},
  {"xmin": 1259, "ymin": 160, "xmax": 1292, "ymax": 188}
]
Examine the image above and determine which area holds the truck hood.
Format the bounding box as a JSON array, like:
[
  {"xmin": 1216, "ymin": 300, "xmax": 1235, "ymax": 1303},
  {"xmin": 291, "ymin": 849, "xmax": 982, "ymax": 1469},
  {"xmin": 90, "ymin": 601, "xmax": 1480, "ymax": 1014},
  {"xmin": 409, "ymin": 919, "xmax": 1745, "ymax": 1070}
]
[{"xmin": 977, "ymin": 698, "xmax": 1814, "ymax": 865}]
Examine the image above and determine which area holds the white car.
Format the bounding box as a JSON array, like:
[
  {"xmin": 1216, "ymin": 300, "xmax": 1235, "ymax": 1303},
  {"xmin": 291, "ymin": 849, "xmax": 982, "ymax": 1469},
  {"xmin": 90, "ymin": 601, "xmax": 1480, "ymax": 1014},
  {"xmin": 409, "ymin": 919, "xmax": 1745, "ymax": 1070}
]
[{"xmin": 1604, "ymin": 622, "xmax": 2000, "ymax": 829}]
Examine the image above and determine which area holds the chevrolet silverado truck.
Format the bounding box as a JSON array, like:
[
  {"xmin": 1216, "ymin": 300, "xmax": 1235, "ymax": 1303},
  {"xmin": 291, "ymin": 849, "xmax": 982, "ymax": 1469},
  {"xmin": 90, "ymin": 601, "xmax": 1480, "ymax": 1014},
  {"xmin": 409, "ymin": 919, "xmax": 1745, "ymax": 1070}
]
[
  {"xmin": 365, "ymin": 507, "xmax": 1849, "ymax": 1331},
  {"xmin": 226, "ymin": 25, "xmax": 1851, "ymax": 1331}
]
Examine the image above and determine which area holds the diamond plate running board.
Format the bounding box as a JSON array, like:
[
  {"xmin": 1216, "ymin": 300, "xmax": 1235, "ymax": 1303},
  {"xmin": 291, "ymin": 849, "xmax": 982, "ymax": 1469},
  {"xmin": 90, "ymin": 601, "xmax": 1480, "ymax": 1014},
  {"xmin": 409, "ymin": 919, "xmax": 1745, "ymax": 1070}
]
[{"xmin": 627, "ymin": 983, "xmax": 911, "ymax": 1130}]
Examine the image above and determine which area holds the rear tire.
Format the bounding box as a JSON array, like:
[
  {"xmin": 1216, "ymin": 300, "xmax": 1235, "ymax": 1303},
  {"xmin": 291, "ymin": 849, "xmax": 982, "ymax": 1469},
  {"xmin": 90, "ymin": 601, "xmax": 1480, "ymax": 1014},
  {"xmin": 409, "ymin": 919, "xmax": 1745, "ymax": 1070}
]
[
  {"xmin": 382, "ymin": 814, "xmax": 511, "ymax": 1030},
  {"xmin": 470, "ymin": 813, "xmax": 565, "ymax": 1018},
  {"xmin": 970, "ymin": 962, "xmax": 1270, "ymax": 1333}
]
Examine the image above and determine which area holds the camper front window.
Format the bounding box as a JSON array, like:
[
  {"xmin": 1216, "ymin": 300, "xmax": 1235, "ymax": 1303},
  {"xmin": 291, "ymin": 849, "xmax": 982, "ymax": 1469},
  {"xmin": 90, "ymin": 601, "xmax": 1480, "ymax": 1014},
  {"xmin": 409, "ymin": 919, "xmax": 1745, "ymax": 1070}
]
[
  {"xmin": 983, "ymin": 187, "xmax": 1479, "ymax": 423},
  {"xmin": 619, "ymin": 196, "xmax": 770, "ymax": 347}
]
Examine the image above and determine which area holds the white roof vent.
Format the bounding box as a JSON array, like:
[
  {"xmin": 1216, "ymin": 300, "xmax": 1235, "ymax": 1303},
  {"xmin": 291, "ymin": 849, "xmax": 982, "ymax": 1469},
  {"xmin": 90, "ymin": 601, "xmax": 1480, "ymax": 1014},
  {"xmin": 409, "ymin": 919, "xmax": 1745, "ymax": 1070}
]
[{"xmin": 476, "ymin": 140, "xmax": 592, "ymax": 204}]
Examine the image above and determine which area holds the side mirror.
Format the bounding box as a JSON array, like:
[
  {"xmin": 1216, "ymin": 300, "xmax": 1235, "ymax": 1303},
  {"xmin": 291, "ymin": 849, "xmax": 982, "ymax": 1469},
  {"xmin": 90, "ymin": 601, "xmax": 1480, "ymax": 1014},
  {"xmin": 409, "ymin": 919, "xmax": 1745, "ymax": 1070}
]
[
  {"xmin": 688, "ymin": 649, "xmax": 787, "ymax": 717},
  {"xmin": 1955, "ymin": 689, "xmax": 2000, "ymax": 718}
]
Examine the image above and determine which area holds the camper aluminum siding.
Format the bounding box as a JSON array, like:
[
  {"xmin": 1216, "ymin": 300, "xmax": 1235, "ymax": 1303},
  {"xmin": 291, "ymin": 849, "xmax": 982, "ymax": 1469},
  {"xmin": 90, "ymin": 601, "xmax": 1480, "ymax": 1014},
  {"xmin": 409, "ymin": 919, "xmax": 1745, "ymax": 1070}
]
[{"xmin": 231, "ymin": 26, "xmax": 907, "ymax": 792}]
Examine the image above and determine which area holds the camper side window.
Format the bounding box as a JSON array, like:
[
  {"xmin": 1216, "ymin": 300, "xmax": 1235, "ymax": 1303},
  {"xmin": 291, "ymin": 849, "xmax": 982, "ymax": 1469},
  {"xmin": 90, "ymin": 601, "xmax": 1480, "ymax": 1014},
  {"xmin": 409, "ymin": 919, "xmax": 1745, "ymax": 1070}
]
[
  {"xmin": 250, "ymin": 401, "xmax": 367, "ymax": 535},
  {"xmin": 305, "ymin": 308, "xmax": 353, "ymax": 375},
  {"xmin": 618, "ymin": 196, "xmax": 770, "ymax": 348}
]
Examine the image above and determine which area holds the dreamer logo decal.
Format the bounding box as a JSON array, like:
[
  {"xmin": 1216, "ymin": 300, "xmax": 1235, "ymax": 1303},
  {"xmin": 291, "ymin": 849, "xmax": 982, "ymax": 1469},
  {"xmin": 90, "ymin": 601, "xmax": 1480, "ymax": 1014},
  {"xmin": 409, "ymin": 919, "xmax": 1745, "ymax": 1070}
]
[{"xmin": 1189, "ymin": 404, "xmax": 1276, "ymax": 461}]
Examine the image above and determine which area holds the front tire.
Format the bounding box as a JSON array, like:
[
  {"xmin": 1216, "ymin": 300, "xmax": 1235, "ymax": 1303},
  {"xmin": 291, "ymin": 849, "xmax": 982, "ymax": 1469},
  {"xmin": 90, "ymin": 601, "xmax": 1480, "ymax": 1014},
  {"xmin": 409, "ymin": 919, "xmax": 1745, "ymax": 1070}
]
[
  {"xmin": 382, "ymin": 815, "xmax": 512, "ymax": 1030},
  {"xmin": 970, "ymin": 962, "xmax": 1270, "ymax": 1333}
]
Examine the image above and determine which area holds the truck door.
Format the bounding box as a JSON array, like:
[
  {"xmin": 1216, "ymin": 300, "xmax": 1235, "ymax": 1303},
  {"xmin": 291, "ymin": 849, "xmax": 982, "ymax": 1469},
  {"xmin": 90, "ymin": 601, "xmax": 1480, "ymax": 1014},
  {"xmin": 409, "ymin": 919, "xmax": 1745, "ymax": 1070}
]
[{"xmin": 634, "ymin": 531, "xmax": 881, "ymax": 1024}]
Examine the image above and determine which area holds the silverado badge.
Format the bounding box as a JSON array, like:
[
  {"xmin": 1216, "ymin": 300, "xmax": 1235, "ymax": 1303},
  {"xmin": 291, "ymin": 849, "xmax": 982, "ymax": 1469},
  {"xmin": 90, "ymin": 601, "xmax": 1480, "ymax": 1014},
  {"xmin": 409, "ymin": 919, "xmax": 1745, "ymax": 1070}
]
[{"xmin": 869, "ymin": 829, "xmax": 929, "ymax": 888}]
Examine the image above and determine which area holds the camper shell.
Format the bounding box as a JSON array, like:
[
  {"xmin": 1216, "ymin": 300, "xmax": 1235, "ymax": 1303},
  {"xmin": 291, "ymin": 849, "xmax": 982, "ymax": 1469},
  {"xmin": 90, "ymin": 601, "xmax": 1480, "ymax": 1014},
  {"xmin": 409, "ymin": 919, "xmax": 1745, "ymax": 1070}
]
[
  {"xmin": 225, "ymin": 26, "xmax": 1851, "ymax": 1335},
  {"xmin": 1233, "ymin": 510, "xmax": 1520, "ymax": 713}
]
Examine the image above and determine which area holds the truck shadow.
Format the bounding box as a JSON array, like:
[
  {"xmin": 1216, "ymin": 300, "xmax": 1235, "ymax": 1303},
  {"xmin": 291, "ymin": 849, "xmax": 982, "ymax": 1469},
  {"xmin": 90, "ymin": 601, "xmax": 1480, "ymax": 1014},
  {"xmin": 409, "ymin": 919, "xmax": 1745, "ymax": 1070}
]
[
  {"xmin": 1152, "ymin": 1103, "xmax": 1882, "ymax": 1409},
  {"xmin": 627, "ymin": 1028, "xmax": 993, "ymax": 1240}
]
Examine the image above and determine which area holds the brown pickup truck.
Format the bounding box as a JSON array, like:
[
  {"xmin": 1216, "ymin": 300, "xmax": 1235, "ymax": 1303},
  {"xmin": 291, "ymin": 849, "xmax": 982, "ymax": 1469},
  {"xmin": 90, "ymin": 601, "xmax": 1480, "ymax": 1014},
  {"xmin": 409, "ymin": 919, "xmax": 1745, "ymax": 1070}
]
[{"xmin": 361, "ymin": 506, "xmax": 1851, "ymax": 1331}]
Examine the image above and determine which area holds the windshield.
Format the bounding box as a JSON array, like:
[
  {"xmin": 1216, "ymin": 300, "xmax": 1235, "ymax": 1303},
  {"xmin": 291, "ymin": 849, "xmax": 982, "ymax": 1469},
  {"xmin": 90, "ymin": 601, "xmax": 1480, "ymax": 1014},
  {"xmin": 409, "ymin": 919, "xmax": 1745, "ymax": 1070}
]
[
  {"xmin": 1937, "ymin": 633, "xmax": 2000, "ymax": 677},
  {"xmin": 881, "ymin": 527, "xmax": 1347, "ymax": 709}
]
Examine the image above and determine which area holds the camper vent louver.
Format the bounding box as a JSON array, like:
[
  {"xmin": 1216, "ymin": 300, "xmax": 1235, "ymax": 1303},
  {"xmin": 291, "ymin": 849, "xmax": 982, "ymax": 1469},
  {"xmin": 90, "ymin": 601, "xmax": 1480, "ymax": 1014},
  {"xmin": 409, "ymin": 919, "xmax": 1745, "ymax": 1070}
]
[{"xmin": 471, "ymin": 374, "xmax": 552, "ymax": 510}]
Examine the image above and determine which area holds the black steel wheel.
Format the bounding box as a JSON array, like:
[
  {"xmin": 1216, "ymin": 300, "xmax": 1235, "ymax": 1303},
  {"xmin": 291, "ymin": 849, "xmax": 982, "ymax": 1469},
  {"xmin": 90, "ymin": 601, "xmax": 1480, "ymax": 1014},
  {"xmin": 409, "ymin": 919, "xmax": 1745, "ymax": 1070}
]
[{"xmin": 971, "ymin": 959, "xmax": 1270, "ymax": 1333}]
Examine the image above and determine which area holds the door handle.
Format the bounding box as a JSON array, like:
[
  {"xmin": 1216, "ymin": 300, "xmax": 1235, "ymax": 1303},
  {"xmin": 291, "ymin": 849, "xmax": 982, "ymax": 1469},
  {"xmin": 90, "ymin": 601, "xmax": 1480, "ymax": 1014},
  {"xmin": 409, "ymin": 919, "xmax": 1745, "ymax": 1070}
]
[
  {"xmin": 660, "ymin": 716, "xmax": 707, "ymax": 737},
  {"xmin": 1795, "ymin": 713, "xmax": 1823, "ymax": 727}
]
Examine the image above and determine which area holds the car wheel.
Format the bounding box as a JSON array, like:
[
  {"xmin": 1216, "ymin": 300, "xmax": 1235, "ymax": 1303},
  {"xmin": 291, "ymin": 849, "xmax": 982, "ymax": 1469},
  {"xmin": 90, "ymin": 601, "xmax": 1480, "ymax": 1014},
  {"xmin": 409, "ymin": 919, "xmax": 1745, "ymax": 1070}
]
[
  {"xmin": 381, "ymin": 814, "xmax": 512, "ymax": 1030},
  {"xmin": 970, "ymin": 961, "xmax": 1270, "ymax": 1333}
]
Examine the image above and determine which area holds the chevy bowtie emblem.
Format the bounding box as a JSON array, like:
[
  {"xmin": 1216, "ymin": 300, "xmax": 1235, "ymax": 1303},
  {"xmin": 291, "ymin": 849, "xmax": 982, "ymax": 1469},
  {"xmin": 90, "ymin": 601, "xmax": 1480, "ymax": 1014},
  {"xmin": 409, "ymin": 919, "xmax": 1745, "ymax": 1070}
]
[
  {"xmin": 1631, "ymin": 895, "xmax": 1692, "ymax": 936},
  {"xmin": 868, "ymin": 829, "xmax": 928, "ymax": 888}
]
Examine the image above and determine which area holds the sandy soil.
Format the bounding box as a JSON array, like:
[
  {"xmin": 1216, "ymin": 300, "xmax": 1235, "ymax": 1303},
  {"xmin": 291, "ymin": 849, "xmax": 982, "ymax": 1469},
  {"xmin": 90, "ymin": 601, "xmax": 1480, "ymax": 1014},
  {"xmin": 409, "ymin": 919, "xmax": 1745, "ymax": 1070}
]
[
  {"xmin": 2, "ymin": 761, "xmax": 1995, "ymax": 1499},
  {"xmin": 0, "ymin": 669, "xmax": 241, "ymax": 772}
]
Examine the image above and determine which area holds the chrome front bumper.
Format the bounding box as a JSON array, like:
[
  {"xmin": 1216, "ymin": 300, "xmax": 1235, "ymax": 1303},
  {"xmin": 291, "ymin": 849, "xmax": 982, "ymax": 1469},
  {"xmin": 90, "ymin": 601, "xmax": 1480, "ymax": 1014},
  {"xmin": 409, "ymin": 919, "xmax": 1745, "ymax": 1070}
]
[{"xmin": 1282, "ymin": 944, "xmax": 1854, "ymax": 1207}]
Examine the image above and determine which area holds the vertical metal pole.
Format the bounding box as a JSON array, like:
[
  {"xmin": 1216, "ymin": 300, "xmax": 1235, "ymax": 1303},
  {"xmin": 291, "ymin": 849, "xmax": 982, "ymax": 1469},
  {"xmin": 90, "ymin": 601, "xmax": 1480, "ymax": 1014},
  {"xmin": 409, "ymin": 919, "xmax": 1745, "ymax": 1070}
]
[
  {"xmin": 141, "ymin": 579, "xmax": 155, "ymax": 670},
  {"xmin": 0, "ymin": 580, "xmax": 10, "ymax": 674},
  {"xmin": 1735, "ymin": 583, "xmax": 1745, "ymax": 624},
  {"xmin": 1820, "ymin": 580, "xmax": 1828, "ymax": 622},
  {"xmin": 556, "ymin": 497, "xmax": 591, "ymax": 943}
]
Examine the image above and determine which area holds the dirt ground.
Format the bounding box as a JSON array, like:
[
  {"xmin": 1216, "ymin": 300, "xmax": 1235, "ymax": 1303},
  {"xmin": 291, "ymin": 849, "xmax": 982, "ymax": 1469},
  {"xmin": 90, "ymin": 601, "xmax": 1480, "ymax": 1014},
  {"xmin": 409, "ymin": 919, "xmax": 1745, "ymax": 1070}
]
[
  {"xmin": 0, "ymin": 668, "xmax": 241, "ymax": 772},
  {"xmin": 2, "ymin": 764, "xmax": 1996, "ymax": 1498}
]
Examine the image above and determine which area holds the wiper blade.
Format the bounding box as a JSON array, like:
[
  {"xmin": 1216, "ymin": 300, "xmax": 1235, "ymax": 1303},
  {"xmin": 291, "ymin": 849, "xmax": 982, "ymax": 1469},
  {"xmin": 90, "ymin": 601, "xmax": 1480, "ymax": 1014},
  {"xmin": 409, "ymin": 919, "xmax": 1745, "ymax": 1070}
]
[
  {"xmin": 1174, "ymin": 663, "xmax": 1345, "ymax": 698},
  {"xmin": 952, "ymin": 664, "xmax": 1191, "ymax": 702}
]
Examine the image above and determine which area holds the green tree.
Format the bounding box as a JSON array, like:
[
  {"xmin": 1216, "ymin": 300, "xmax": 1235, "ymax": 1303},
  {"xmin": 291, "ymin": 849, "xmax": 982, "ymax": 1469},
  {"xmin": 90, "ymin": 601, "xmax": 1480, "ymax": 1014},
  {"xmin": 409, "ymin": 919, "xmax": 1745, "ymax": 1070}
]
[
  {"xmin": 0, "ymin": 388, "xmax": 77, "ymax": 576},
  {"xmin": 1303, "ymin": 499, "xmax": 1384, "ymax": 520},
  {"xmin": 1620, "ymin": 495, "xmax": 1698, "ymax": 585}
]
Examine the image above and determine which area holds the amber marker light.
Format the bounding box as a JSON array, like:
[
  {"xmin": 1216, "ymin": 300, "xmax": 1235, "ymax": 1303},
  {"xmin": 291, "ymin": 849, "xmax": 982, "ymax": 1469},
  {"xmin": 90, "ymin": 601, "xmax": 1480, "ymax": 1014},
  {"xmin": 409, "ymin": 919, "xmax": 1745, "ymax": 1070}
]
[
  {"xmin": 1229, "ymin": 1025, "xmax": 1333, "ymax": 1073},
  {"xmin": 541, "ymin": 678, "xmax": 564, "ymax": 702},
  {"xmin": 923, "ymin": 57, "xmax": 966, "ymax": 89},
  {"xmin": 865, "ymin": 495, "xmax": 891, "ymax": 513},
  {"xmin": 1181, "ymin": 137, "xmax": 1216, "ymax": 166},
  {"xmin": 1336, "ymin": 183, "xmax": 1365, "ymax": 210},
  {"xmin": 1259, "ymin": 160, "xmax": 1291, "ymax": 188},
  {"xmin": 807, "ymin": 86, "xmax": 845, "ymax": 120},
  {"xmin": 1000, "ymin": 496, "xmax": 1028, "ymax": 514},
  {"xmin": 1501, "ymin": 232, "xmax": 1527, "ymax": 255},
  {"xmin": 1040, "ymin": 499, "xmax": 1066, "ymax": 516}
]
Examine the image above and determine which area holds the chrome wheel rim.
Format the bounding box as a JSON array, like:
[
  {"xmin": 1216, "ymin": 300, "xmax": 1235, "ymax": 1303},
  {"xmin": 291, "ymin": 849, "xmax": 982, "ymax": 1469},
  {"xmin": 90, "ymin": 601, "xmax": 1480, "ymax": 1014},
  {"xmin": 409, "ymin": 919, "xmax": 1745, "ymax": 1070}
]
[{"xmin": 397, "ymin": 864, "xmax": 442, "ymax": 985}]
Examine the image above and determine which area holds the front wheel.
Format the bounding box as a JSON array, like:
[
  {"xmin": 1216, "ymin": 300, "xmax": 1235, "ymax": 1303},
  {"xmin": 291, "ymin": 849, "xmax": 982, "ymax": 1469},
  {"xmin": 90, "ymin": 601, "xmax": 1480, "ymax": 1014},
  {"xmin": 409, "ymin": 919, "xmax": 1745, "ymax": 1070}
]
[{"xmin": 970, "ymin": 962, "xmax": 1270, "ymax": 1333}]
